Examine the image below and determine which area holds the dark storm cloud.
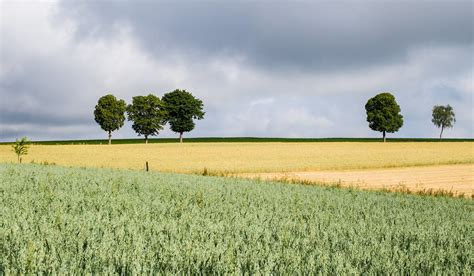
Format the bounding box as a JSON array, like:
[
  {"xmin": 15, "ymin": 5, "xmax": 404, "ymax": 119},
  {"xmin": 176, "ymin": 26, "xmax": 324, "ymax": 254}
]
[
  {"xmin": 0, "ymin": 1, "xmax": 472, "ymax": 141},
  {"xmin": 0, "ymin": 54, "xmax": 98, "ymax": 128},
  {"xmin": 0, "ymin": 110, "xmax": 90, "ymax": 126},
  {"xmin": 59, "ymin": 1, "xmax": 473, "ymax": 71}
]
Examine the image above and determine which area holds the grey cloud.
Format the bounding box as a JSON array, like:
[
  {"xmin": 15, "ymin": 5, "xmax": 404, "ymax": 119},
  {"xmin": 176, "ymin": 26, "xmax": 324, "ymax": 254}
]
[
  {"xmin": 0, "ymin": 1, "xmax": 472, "ymax": 141},
  {"xmin": 0, "ymin": 123, "xmax": 101, "ymax": 141},
  {"xmin": 0, "ymin": 55, "xmax": 99, "ymax": 130},
  {"xmin": 0, "ymin": 110, "xmax": 90, "ymax": 126},
  {"xmin": 59, "ymin": 1, "xmax": 473, "ymax": 72}
]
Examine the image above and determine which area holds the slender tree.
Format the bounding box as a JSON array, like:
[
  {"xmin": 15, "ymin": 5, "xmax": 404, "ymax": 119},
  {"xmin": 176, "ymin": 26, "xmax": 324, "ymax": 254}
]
[
  {"xmin": 365, "ymin": 92, "xmax": 404, "ymax": 142},
  {"xmin": 126, "ymin": 94, "xmax": 167, "ymax": 144},
  {"xmin": 162, "ymin": 89, "xmax": 205, "ymax": 143},
  {"xmin": 12, "ymin": 137, "xmax": 30, "ymax": 163},
  {"xmin": 432, "ymin": 105, "xmax": 455, "ymax": 140},
  {"xmin": 94, "ymin": 94, "xmax": 126, "ymax": 145}
]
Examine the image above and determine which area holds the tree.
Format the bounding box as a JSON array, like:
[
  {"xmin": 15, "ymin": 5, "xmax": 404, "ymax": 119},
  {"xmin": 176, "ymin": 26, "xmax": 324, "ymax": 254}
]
[
  {"xmin": 365, "ymin": 92, "xmax": 403, "ymax": 142},
  {"xmin": 432, "ymin": 105, "xmax": 455, "ymax": 140},
  {"xmin": 162, "ymin": 89, "xmax": 205, "ymax": 143},
  {"xmin": 94, "ymin": 94, "xmax": 126, "ymax": 145},
  {"xmin": 12, "ymin": 137, "xmax": 30, "ymax": 163},
  {"xmin": 126, "ymin": 94, "xmax": 167, "ymax": 143}
]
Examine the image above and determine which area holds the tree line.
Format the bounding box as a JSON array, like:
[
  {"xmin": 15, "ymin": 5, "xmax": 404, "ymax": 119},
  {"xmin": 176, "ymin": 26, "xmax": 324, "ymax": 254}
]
[
  {"xmin": 6, "ymin": 91, "xmax": 457, "ymax": 163},
  {"xmin": 93, "ymin": 89, "xmax": 455, "ymax": 145},
  {"xmin": 94, "ymin": 89, "xmax": 204, "ymax": 144},
  {"xmin": 365, "ymin": 92, "xmax": 455, "ymax": 142}
]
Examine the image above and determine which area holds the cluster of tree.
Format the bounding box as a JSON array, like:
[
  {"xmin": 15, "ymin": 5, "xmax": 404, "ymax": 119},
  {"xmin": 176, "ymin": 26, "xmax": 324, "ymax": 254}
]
[
  {"xmin": 94, "ymin": 90, "xmax": 204, "ymax": 144},
  {"xmin": 365, "ymin": 92, "xmax": 456, "ymax": 142},
  {"xmin": 94, "ymin": 90, "xmax": 454, "ymax": 144}
]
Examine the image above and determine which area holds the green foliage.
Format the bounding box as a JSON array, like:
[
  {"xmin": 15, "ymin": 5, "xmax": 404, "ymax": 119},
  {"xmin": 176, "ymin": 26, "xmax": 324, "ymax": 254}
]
[
  {"xmin": 432, "ymin": 105, "xmax": 455, "ymax": 139},
  {"xmin": 126, "ymin": 94, "xmax": 167, "ymax": 143},
  {"xmin": 365, "ymin": 92, "xmax": 404, "ymax": 141},
  {"xmin": 93, "ymin": 94, "xmax": 126, "ymax": 144},
  {"xmin": 11, "ymin": 137, "xmax": 30, "ymax": 163},
  {"xmin": 162, "ymin": 89, "xmax": 204, "ymax": 141},
  {"xmin": 1, "ymin": 164, "xmax": 471, "ymax": 274}
]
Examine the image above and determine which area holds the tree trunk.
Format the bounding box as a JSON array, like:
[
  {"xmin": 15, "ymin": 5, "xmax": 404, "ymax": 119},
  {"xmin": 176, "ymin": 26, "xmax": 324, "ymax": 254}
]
[
  {"xmin": 439, "ymin": 126, "xmax": 444, "ymax": 140},
  {"xmin": 383, "ymin": 131, "xmax": 386, "ymax": 143},
  {"xmin": 145, "ymin": 135, "xmax": 148, "ymax": 144},
  {"xmin": 179, "ymin": 132, "xmax": 183, "ymax": 143},
  {"xmin": 108, "ymin": 130, "xmax": 112, "ymax": 145}
]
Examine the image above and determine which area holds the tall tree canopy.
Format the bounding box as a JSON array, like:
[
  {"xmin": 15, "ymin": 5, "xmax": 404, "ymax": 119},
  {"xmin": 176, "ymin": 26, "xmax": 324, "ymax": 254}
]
[
  {"xmin": 126, "ymin": 94, "xmax": 167, "ymax": 144},
  {"xmin": 94, "ymin": 94, "xmax": 126, "ymax": 145},
  {"xmin": 162, "ymin": 89, "xmax": 205, "ymax": 143},
  {"xmin": 365, "ymin": 92, "xmax": 403, "ymax": 142},
  {"xmin": 432, "ymin": 105, "xmax": 455, "ymax": 140}
]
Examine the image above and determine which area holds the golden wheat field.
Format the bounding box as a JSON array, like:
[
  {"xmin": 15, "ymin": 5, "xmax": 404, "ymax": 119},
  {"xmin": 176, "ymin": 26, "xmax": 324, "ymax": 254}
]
[
  {"xmin": 243, "ymin": 164, "xmax": 474, "ymax": 197},
  {"xmin": 1, "ymin": 142, "xmax": 473, "ymax": 196},
  {"xmin": 0, "ymin": 142, "xmax": 472, "ymax": 173}
]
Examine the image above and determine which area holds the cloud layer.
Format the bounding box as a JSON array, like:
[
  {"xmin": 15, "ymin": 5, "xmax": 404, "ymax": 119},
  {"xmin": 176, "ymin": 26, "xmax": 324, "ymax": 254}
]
[{"xmin": 1, "ymin": 0, "xmax": 472, "ymax": 141}]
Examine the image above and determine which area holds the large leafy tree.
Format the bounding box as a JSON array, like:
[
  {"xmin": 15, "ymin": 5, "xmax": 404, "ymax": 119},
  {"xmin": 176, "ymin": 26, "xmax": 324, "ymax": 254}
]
[
  {"xmin": 162, "ymin": 89, "xmax": 205, "ymax": 143},
  {"xmin": 432, "ymin": 105, "xmax": 455, "ymax": 140},
  {"xmin": 126, "ymin": 94, "xmax": 167, "ymax": 144},
  {"xmin": 365, "ymin": 92, "xmax": 403, "ymax": 142},
  {"xmin": 94, "ymin": 94, "xmax": 126, "ymax": 145}
]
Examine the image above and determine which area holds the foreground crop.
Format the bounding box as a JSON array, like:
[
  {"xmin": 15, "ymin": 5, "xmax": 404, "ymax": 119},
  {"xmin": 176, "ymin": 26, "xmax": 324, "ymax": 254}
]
[{"xmin": 0, "ymin": 164, "xmax": 472, "ymax": 274}]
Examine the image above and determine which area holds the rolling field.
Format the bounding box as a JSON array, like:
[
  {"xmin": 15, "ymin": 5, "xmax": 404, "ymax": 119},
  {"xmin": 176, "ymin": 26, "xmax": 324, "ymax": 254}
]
[
  {"xmin": 1, "ymin": 141, "xmax": 472, "ymax": 196},
  {"xmin": 0, "ymin": 142, "xmax": 472, "ymax": 173},
  {"xmin": 1, "ymin": 164, "xmax": 472, "ymax": 273}
]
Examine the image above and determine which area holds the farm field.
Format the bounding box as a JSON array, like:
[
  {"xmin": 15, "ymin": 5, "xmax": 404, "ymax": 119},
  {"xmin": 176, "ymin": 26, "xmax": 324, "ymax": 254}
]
[
  {"xmin": 0, "ymin": 142, "xmax": 472, "ymax": 174},
  {"xmin": 1, "ymin": 164, "xmax": 472, "ymax": 274},
  {"xmin": 242, "ymin": 164, "xmax": 474, "ymax": 197},
  {"xmin": 1, "ymin": 141, "xmax": 472, "ymax": 196}
]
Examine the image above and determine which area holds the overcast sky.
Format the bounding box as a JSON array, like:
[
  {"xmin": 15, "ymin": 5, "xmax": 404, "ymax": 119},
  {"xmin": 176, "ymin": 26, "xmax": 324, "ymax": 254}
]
[{"xmin": 1, "ymin": 0, "xmax": 473, "ymax": 141}]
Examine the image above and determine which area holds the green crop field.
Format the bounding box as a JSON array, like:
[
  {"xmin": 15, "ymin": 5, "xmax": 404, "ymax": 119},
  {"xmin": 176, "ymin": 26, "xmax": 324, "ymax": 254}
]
[{"xmin": 1, "ymin": 164, "xmax": 472, "ymax": 274}]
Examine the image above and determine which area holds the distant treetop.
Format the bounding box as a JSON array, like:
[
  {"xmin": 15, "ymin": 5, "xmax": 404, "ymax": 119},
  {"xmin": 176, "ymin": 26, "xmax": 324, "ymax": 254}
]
[
  {"xmin": 432, "ymin": 105, "xmax": 455, "ymax": 140},
  {"xmin": 126, "ymin": 94, "xmax": 167, "ymax": 144},
  {"xmin": 94, "ymin": 94, "xmax": 127, "ymax": 145},
  {"xmin": 365, "ymin": 92, "xmax": 403, "ymax": 142},
  {"xmin": 162, "ymin": 89, "xmax": 205, "ymax": 143}
]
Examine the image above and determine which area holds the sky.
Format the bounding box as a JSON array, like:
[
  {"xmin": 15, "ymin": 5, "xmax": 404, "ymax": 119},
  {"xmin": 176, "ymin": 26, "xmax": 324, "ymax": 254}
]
[{"xmin": 0, "ymin": 0, "xmax": 473, "ymax": 141}]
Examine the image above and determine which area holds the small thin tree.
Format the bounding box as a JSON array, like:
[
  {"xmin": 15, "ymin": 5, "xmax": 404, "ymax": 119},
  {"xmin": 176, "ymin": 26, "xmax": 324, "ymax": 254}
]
[
  {"xmin": 12, "ymin": 137, "xmax": 30, "ymax": 163},
  {"xmin": 432, "ymin": 105, "xmax": 455, "ymax": 140}
]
